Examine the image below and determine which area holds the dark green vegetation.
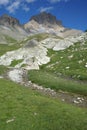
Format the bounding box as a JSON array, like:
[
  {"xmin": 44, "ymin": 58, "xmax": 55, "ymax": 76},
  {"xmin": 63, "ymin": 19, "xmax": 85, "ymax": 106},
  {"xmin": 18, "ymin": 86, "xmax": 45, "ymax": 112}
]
[
  {"xmin": 0, "ymin": 78, "xmax": 87, "ymax": 130},
  {"xmin": 29, "ymin": 70, "xmax": 87, "ymax": 96}
]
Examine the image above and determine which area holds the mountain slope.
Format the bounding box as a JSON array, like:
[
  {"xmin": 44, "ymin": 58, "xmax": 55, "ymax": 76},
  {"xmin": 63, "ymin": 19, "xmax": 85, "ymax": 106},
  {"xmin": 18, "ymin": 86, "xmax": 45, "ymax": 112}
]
[
  {"xmin": 0, "ymin": 14, "xmax": 28, "ymax": 43},
  {"xmin": 24, "ymin": 12, "xmax": 82, "ymax": 37},
  {"xmin": 0, "ymin": 12, "xmax": 87, "ymax": 95}
]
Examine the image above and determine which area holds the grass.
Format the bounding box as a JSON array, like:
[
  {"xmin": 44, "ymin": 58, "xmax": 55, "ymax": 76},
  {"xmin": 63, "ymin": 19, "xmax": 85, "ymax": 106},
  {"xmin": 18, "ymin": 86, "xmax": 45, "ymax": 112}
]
[
  {"xmin": 0, "ymin": 33, "xmax": 52, "ymax": 56},
  {"xmin": 0, "ymin": 43, "xmax": 21, "ymax": 56},
  {"xmin": 26, "ymin": 39, "xmax": 87, "ymax": 96},
  {"xmin": 0, "ymin": 33, "xmax": 62, "ymax": 56},
  {"xmin": 4, "ymin": 35, "xmax": 17, "ymax": 43},
  {"xmin": 0, "ymin": 33, "xmax": 87, "ymax": 130},
  {"xmin": 10, "ymin": 59, "xmax": 23, "ymax": 67},
  {"xmin": 28, "ymin": 41, "xmax": 87, "ymax": 96},
  {"xmin": 40, "ymin": 41, "xmax": 87, "ymax": 81},
  {"xmin": 0, "ymin": 65, "xmax": 8, "ymax": 75},
  {"xmin": 28, "ymin": 70, "xmax": 87, "ymax": 96},
  {"xmin": 0, "ymin": 78, "xmax": 87, "ymax": 130}
]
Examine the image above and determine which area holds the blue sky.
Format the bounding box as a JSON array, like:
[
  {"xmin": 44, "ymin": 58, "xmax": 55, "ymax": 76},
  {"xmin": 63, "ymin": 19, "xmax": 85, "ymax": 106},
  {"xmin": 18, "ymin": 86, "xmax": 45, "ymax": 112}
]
[{"xmin": 0, "ymin": 0, "xmax": 87, "ymax": 31}]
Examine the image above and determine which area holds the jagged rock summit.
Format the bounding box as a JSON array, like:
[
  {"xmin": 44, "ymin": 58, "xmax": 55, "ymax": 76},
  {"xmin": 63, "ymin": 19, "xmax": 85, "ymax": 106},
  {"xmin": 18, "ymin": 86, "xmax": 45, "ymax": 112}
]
[
  {"xmin": 0, "ymin": 12, "xmax": 82, "ymax": 43},
  {"xmin": 24, "ymin": 12, "xmax": 82, "ymax": 37},
  {"xmin": 0, "ymin": 14, "xmax": 20, "ymax": 27},
  {"xmin": 24, "ymin": 12, "xmax": 64, "ymax": 35},
  {"xmin": 30, "ymin": 12, "xmax": 62, "ymax": 26},
  {"xmin": 0, "ymin": 14, "xmax": 28, "ymax": 42}
]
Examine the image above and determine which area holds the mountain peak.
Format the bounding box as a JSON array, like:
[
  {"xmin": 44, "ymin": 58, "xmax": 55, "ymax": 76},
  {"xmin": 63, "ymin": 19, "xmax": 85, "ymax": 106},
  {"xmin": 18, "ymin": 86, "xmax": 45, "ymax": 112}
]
[
  {"xmin": 0, "ymin": 14, "xmax": 20, "ymax": 26},
  {"xmin": 30, "ymin": 12, "xmax": 62, "ymax": 26}
]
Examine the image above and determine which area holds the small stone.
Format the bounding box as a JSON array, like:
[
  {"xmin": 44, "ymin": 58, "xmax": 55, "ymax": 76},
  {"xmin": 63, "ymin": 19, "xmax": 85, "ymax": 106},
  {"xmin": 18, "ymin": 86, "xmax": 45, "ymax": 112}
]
[
  {"xmin": 34, "ymin": 112, "xmax": 37, "ymax": 116},
  {"xmin": 66, "ymin": 66, "xmax": 70, "ymax": 69},
  {"xmin": 77, "ymin": 97, "xmax": 81, "ymax": 100},
  {"xmin": 0, "ymin": 76, "xmax": 3, "ymax": 79},
  {"xmin": 79, "ymin": 100, "xmax": 82, "ymax": 103},
  {"xmin": 73, "ymin": 100, "xmax": 79, "ymax": 104},
  {"xmin": 6, "ymin": 118, "xmax": 15, "ymax": 123},
  {"xmin": 85, "ymin": 64, "xmax": 87, "ymax": 68},
  {"xmin": 62, "ymin": 99, "xmax": 65, "ymax": 102}
]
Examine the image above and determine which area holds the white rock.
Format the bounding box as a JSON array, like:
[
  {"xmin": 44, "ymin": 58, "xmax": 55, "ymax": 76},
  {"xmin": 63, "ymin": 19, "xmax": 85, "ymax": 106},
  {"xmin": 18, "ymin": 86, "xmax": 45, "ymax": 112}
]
[
  {"xmin": 66, "ymin": 66, "xmax": 70, "ymax": 69},
  {"xmin": 6, "ymin": 118, "xmax": 15, "ymax": 123},
  {"xmin": 8, "ymin": 69, "xmax": 24, "ymax": 83},
  {"xmin": 0, "ymin": 44, "xmax": 50, "ymax": 70},
  {"xmin": 85, "ymin": 64, "xmax": 87, "ymax": 68},
  {"xmin": 73, "ymin": 100, "xmax": 79, "ymax": 104},
  {"xmin": 0, "ymin": 76, "xmax": 3, "ymax": 79}
]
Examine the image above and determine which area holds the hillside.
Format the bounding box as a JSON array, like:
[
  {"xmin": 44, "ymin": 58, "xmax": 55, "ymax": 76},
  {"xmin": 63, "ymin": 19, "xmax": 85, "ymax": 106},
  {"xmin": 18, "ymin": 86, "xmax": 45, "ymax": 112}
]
[{"xmin": 0, "ymin": 12, "xmax": 87, "ymax": 130}]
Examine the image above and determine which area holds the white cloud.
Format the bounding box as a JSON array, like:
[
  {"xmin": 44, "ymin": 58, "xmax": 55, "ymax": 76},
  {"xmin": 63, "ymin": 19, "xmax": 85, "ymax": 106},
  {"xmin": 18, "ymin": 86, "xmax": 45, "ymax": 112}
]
[
  {"xmin": 0, "ymin": 0, "xmax": 37, "ymax": 13},
  {"xmin": 25, "ymin": 0, "xmax": 36, "ymax": 3},
  {"xmin": 48, "ymin": 0, "xmax": 69, "ymax": 3},
  {"xmin": 7, "ymin": 1, "xmax": 20, "ymax": 13},
  {"xmin": 0, "ymin": 0, "xmax": 9, "ymax": 5},
  {"xmin": 1, "ymin": 0, "xmax": 36, "ymax": 14},
  {"xmin": 39, "ymin": 7, "xmax": 53, "ymax": 12},
  {"xmin": 22, "ymin": 4, "xmax": 30, "ymax": 12}
]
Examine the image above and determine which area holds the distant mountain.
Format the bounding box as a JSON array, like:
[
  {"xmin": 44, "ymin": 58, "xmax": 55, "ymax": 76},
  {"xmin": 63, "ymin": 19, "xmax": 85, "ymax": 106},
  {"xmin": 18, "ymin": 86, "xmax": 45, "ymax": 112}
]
[
  {"xmin": 0, "ymin": 14, "xmax": 28, "ymax": 42},
  {"xmin": 0, "ymin": 12, "xmax": 82, "ymax": 43},
  {"xmin": 24, "ymin": 12, "xmax": 82, "ymax": 37},
  {"xmin": 0, "ymin": 14, "xmax": 20, "ymax": 27},
  {"xmin": 30, "ymin": 12, "xmax": 62, "ymax": 26},
  {"xmin": 0, "ymin": 12, "xmax": 86, "ymax": 81}
]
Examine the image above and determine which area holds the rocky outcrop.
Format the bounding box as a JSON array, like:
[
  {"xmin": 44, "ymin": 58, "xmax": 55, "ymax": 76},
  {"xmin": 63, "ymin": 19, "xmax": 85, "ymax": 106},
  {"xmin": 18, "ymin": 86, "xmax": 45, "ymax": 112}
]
[
  {"xmin": 0, "ymin": 14, "xmax": 28, "ymax": 42},
  {"xmin": 24, "ymin": 12, "xmax": 82, "ymax": 37},
  {"xmin": 0, "ymin": 39, "xmax": 50, "ymax": 69},
  {"xmin": 30, "ymin": 12, "xmax": 62, "ymax": 26},
  {"xmin": 0, "ymin": 14, "xmax": 20, "ymax": 27},
  {"xmin": 24, "ymin": 12, "xmax": 65, "ymax": 36}
]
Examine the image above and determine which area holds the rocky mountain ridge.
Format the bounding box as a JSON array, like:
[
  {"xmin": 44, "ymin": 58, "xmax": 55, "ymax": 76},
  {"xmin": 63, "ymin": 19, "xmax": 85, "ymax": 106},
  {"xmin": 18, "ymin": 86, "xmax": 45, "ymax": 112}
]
[
  {"xmin": 0, "ymin": 32, "xmax": 86, "ymax": 70},
  {"xmin": 30, "ymin": 12, "xmax": 62, "ymax": 26},
  {"xmin": 24, "ymin": 12, "xmax": 82, "ymax": 37},
  {"xmin": 0, "ymin": 14, "xmax": 28, "ymax": 42},
  {"xmin": 0, "ymin": 12, "xmax": 82, "ymax": 39},
  {"xmin": 0, "ymin": 14, "xmax": 20, "ymax": 27}
]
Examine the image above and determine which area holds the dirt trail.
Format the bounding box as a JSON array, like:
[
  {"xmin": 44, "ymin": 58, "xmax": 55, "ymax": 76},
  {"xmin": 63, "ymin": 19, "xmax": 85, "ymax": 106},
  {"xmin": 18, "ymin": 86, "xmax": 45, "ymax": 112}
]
[{"xmin": 7, "ymin": 68, "xmax": 87, "ymax": 108}]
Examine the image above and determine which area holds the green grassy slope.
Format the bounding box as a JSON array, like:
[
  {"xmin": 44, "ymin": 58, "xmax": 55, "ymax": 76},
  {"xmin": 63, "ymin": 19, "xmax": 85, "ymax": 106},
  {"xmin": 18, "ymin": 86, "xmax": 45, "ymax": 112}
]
[
  {"xmin": 0, "ymin": 78, "xmax": 87, "ymax": 130},
  {"xmin": 28, "ymin": 40, "xmax": 87, "ymax": 95},
  {"xmin": 28, "ymin": 70, "xmax": 87, "ymax": 96},
  {"xmin": 0, "ymin": 33, "xmax": 50, "ymax": 56},
  {"xmin": 43, "ymin": 41, "xmax": 87, "ymax": 81},
  {"xmin": 0, "ymin": 65, "xmax": 8, "ymax": 75},
  {"xmin": 0, "ymin": 43, "xmax": 19, "ymax": 56}
]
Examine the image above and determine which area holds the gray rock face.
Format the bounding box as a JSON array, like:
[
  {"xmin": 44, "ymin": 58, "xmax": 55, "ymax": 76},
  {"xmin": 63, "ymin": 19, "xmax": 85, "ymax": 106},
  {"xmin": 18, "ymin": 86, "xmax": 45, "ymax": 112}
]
[
  {"xmin": 30, "ymin": 12, "xmax": 62, "ymax": 26},
  {"xmin": 0, "ymin": 14, "xmax": 20, "ymax": 27},
  {"xmin": 25, "ymin": 12, "xmax": 82, "ymax": 37},
  {"xmin": 24, "ymin": 39, "xmax": 38, "ymax": 48},
  {"xmin": 0, "ymin": 14, "xmax": 28, "ymax": 42}
]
